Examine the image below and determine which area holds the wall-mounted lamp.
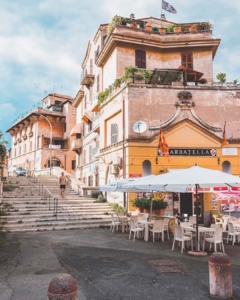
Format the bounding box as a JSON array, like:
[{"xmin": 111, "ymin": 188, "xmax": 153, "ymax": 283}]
[
  {"xmin": 156, "ymin": 157, "xmax": 158, "ymax": 164},
  {"xmin": 217, "ymin": 157, "xmax": 221, "ymax": 165}
]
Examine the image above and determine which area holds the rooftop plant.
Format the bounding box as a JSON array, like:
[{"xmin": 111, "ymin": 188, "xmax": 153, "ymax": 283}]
[
  {"xmin": 107, "ymin": 15, "xmax": 126, "ymax": 36},
  {"xmin": 216, "ymin": 72, "xmax": 226, "ymax": 83}
]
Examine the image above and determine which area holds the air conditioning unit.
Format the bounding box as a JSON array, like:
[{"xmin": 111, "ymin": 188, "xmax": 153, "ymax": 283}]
[
  {"xmin": 109, "ymin": 165, "xmax": 118, "ymax": 174},
  {"xmin": 113, "ymin": 156, "xmax": 122, "ymax": 166}
]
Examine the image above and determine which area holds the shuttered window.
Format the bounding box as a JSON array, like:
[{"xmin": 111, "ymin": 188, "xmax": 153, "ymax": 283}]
[
  {"xmin": 96, "ymin": 74, "xmax": 100, "ymax": 92},
  {"xmin": 181, "ymin": 52, "xmax": 193, "ymax": 69},
  {"xmin": 111, "ymin": 123, "xmax": 118, "ymax": 145},
  {"xmin": 135, "ymin": 49, "xmax": 146, "ymax": 68}
]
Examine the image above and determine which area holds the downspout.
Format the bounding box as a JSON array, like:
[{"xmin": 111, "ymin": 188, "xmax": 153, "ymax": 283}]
[{"xmin": 122, "ymin": 95, "xmax": 126, "ymax": 208}]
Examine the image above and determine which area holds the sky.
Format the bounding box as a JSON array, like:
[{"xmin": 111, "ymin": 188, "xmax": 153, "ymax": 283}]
[{"xmin": 0, "ymin": 0, "xmax": 239, "ymax": 147}]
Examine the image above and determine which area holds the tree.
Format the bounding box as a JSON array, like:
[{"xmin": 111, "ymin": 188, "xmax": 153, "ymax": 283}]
[
  {"xmin": 216, "ymin": 72, "xmax": 226, "ymax": 83},
  {"xmin": 0, "ymin": 130, "xmax": 7, "ymax": 161}
]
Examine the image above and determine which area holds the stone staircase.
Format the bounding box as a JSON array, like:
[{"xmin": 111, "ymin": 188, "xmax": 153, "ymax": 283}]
[{"xmin": 0, "ymin": 176, "xmax": 113, "ymax": 232}]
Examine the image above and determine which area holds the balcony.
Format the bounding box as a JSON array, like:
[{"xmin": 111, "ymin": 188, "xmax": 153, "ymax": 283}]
[
  {"xmin": 71, "ymin": 139, "xmax": 82, "ymax": 151},
  {"xmin": 81, "ymin": 66, "xmax": 95, "ymax": 86},
  {"xmin": 92, "ymin": 116, "xmax": 100, "ymax": 133}
]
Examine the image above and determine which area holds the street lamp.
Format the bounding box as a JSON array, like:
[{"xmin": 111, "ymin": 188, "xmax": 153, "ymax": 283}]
[{"xmin": 33, "ymin": 110, "xmax": 52, "ymax": 176}]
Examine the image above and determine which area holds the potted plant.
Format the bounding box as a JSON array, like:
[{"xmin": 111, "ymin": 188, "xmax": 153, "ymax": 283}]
[
  {"xmin": 189, "ymin": 24, "xmax": 197, "ymax": 32},
  {"xmin": 107, "ymin": 15, "xmax": 126, "ymax": 36},
  {"xmin": 131, "ymin": 198, "xmax": 144, "ymax": 212},
  {"xmin": 145, "ymin": 22, "xmax": 152, "ymax": 31},
  {"xmin": 159, "ymin": 27, "xmax": 166, "ymax": 34},
  {"xmin": 134, "ymin": 71, "xmax": 145, "ymax": 83},
  {"xmin": 123, "ymin": 65, "xmax": 138, "ymax": 83},
  {"xmin": 173, "ymin": 24, "xmax": 182, "ymax": 33},
  {"xmin": 167, "ymin": 24, "xmax": 182, "ymax": 33},
  {"xmin": 130, "ymin": 21, "xmax": 138, "ymax": 29},
  {"xmin": 152, "ymin": 199, "xmax": 168, "ymax": 215}
]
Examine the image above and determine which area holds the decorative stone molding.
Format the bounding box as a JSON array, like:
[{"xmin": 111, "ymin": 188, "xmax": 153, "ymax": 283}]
[{"xmin": 177, "ymin": 91, "xmax": 192, "ymax": 100}]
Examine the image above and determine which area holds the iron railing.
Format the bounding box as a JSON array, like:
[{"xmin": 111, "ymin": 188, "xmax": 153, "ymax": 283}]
[{"xmin": 32, "ymin": 176, "xmax": 58, "ymax": 217}]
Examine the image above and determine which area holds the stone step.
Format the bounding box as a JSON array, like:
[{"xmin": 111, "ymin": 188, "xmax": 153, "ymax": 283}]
[{"xmin": 4, "ymin": 223, "xmax": 110, "ymax": 233}]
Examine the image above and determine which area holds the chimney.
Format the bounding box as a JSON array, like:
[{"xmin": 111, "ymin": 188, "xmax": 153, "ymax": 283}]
[
  {"xmin": 130, "ymin": 13, "xmax": 135, "ymax": 20},
  {"xmin": 161, "ymin": 14, "xmax": 166, "ymax": 20}
]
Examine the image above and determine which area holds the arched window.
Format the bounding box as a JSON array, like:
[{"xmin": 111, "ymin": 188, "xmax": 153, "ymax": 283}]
[
  {"xmin": 111, "ymin": 123, "xmax": 118, "ymax": 145},
  {"xmin": 142, "ymin": 160, "xmax": 152, "ymax": 176},
  {"xmin": 222, "ymin": 161, "xmax": 231, "ymax": 174}
]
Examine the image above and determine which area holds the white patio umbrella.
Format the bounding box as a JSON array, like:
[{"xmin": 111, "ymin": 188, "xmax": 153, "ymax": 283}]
[{"xmin": 123, "ymin": 165, "xmax": 240, "ymax": 250}]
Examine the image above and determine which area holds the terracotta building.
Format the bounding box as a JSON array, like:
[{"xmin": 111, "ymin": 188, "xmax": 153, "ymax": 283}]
[
  {"xmin": 72, "ymin": 14, "xmax": 240, "ymax": 222},
  {"xmin": 7, "ymin": 93, "xmax": 77, "ymax": 175}
]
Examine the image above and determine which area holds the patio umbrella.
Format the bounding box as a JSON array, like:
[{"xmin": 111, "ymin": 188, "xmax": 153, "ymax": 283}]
[{"xmin": 123, "ymin": 165, "xmax": 240, "ymax": 250}]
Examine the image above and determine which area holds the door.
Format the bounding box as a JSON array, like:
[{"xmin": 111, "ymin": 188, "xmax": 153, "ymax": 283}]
[{"xmin": 180, "ymin": 193, "xmax": 193, "ymax": 217}]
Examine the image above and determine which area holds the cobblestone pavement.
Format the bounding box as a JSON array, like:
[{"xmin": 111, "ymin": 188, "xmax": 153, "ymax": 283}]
[{"xmin": 0, "ymin": 228, "xmax": 240, "ymax": 300}]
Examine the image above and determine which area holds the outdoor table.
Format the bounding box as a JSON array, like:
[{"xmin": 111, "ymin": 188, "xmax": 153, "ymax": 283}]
[
  {"xmin": 181, "ymin": 225, "xmax": 216, "ymax": 250},
  {"xmin": 137, "ymin": 220, "xmax": 155, "ymax": 241},
  {"xmin": 117, "ymin": 216, "xmax": 130, "ymax": 233}
]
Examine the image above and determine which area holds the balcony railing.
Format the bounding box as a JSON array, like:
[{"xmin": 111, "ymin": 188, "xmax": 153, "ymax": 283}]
[
  {"xmin": 71, "ymin": 139, "xmax": 82, "ymax": 151},
  {"xmin": 81, "ymin": 65, "xmax": 95, "ymax": 86}
]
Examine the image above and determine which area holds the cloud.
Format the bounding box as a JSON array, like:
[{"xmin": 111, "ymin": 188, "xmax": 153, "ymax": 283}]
[{"xmin": 0, "ymin": 0, "xmax": 240, "ymax": 144}]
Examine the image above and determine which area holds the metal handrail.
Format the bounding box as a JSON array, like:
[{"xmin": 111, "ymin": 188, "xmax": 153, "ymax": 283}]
[{"xmin": 31, "ymin": 175, "xmax": 58, "ymax": 217}]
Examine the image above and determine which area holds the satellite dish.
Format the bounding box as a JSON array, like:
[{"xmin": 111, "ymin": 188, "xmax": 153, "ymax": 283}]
[
  {"xmin": 91, "ymin": 147, "xmax": 100, "ymax": 157},
  {"xmin": 133, "ymin": 121, "xmax": 147, "ymax": 134}
]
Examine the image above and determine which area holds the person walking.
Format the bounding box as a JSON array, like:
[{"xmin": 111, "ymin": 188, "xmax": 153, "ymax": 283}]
[{"xmin": 59, "ymin": 172, "xmax": 67, "ymax": 198}]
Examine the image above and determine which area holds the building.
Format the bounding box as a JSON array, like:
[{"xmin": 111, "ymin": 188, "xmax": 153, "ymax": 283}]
[
  {"xmin": 7, "ymin": 93, "xmax": 77, "ymax": 175},
  {"xmin": 72, "ymin": 14, "xmax": 240, "ymax": 223}
]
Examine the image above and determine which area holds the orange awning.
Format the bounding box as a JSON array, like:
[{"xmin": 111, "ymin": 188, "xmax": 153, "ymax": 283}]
[
  {"xmin": 91, "ymin": 103, "xmax": 100, "ymax": 112},
  {"xmin": 70, "ymin": 123, "xmax": 82, "ymax": 136},
  {"xmin": 82, "ymin": 111, "xmax": 93, "ymax": 124}
]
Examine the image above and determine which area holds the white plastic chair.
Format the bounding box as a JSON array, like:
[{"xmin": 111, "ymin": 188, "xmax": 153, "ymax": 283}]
[
  {"xmin": 129, "ymin": 219, "xmax": 144, "ymax": 241},
  {"xmin": 110, "ymin": 214, "xmax": 121, "ymax": 233},
  {"xmin": 189, "ymin": 215, "xmax": 196, "ymax": 225},
  {"xmin": 204, "ymin": 224, "xmax": 220, "ymax": 239},
  {"xmin": 163, "ymin": 218, "xmax": 170, "ymax": 240},
  {"xmin": 149, "ymin": 219, "xmax": 164, "ymax": 242},
  {"xmin": 172, "ymin": 225, "xmax": 193, "ymax": 253},
  {"xmin": 203, "ymin": 227, "xmax": 225, "ymax": 253},
  {"xmin": 227, "ymin": 223, "xmax": 240, "ymax": 245}
]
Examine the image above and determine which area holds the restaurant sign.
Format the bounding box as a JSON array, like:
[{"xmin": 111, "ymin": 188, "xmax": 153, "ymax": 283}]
[{"xmin": 159, "ymin": 148, "xmax": 217, "ymax": 157}]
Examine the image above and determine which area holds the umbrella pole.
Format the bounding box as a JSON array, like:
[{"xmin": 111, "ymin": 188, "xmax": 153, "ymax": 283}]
[
  {"xmin": 195, "ymin": 184, "xmax": 199, "ymax": 251},
  {"xmin": 150, "ymin": 193, "xmax": 153, "ymax": 220}
]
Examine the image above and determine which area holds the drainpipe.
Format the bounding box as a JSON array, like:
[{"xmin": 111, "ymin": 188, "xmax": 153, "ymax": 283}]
[{"xmin": 122, "ymin": 96, "xmax": 126, "ymax": 208}]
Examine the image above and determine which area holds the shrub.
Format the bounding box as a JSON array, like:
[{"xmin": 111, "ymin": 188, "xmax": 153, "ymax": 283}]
[
  {"xmin": 95, "ymin": 194, "xmax": 106, "ymax": 203},
  {"xmin": 216, "ymin": 72, "xmax": 226, "ymax": 83}
]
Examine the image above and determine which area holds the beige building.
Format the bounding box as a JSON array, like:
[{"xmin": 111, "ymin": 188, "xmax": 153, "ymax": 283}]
[
  {"xmin": 72, "ymin": 14, "xmax": 240, "ymax": 216},
  {"xmin": 7, "ymin": 93, "xmax": 77, "ymax": 175}
]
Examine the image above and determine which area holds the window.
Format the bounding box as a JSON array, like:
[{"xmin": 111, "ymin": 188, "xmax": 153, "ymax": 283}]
[
  {"xmin": 111, "ymin": 123, "xmax": 118, "ymax": 144},
  {"xmin": 83, "ymin": 149, "xmax": 86, "ymax": 165},
  {"xmin": 96, "ymin": 74, "xmax": 100, "ymax": 92},
  {"xmin": 76, "ymin": 133, "xmax": 81, "ymax": 139},
  {"xmin": 89, "ymin": 145, "xmax": 92, "ymax": 162},
  {"xmin": 72, "ymin": 160, "xmax": 76, "ymax": 170},
  {"xmin": 30, "ymin": 141, "xmax": 32, "ymax": 151},
  {"xmin": 84, "ymin": 95, "xmax": 87, "ymax": 109},
  {"xmin": 90, "ymin": 58, "xmax": 93, "ymax": 74},
  {"xmin": 181, "ymin": 52, "xmax": 193, "ymax": 69},
  {"xmin": 88, "ymin": 120, "xmax": 92, "ymax": 132},
  {"xmin": 64, "ymin": 122, "xmax": 66, "ymax": 132},
  {"xmin": 142, "ymin": 160, "xmax": 152, "ymax": 176},
  {"xmin": 135, "ymin": 49, "xmax": 146, "ymax": 68}
]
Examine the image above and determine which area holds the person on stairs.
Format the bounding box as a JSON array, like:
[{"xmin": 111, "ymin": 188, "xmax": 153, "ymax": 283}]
[{"xmin": 59, "ymin": 172, "xmax": 67, "ymax": 198}]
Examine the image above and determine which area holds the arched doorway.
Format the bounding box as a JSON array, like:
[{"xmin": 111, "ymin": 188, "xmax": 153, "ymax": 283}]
[
  {"xmin": 222, "ymin": 161, "xmax": 231, "ymax": 174},
  {"xmin": 142, "ymin": 160, "xmax": 152, "ymax": 176}
]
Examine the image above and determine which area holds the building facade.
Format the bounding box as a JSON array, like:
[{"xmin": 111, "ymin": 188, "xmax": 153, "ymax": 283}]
[
  {"xmin": 7, "ymin": 93, "xmax": 77, "ymax": 175},
  {"xmin": 72, "ymin": 14, "xmax": 240, "ymax": 222}
]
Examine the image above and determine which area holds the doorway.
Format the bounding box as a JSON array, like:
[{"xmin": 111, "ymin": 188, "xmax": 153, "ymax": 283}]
[{"xmin": 180, "ymin": 193, "xmax": 193, "ymax": 217}]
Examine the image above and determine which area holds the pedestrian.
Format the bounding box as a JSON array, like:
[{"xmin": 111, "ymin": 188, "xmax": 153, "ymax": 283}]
[{"xmin": 59, "ymin": 172, "xmax": 67, "ymax": 198}]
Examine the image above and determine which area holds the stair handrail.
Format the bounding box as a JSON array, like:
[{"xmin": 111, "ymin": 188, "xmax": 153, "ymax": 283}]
[{"xmin": 31, "ymin": 175, "xmax": 58, "ymax": 217}]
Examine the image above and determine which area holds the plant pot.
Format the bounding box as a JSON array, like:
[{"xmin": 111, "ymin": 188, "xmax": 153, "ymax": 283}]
[
  {"xmin": 136, "ymin": 207, "xmax": 144, "ymax": 213},
  {"xmin": 189, "ymin": 27, "xmax": 197, "ymax": 33},
  {"xmin": 130, "ymin": 23, "xmax": 138, "ymax": 29},
  {"xmin": 173, "ymin": 27, "xmax": 181, "ymax": 33},
  {"xmin": 143, "ymin": 208, "xmax": 150, "ymax": 214},
  {"xmin": 159, "ymin": 28, "xmax": 166, "ymax": 34},
  {"xmin": 145, "ymin": 24, "xmax": 152, "ymax": 31}
]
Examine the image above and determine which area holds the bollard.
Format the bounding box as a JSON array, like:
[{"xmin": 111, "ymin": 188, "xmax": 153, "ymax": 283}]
[
  {"xmin": 47, "ymin": 273, "xmax": 78, "ymax": 300},
  {"xmin": 209, "ymin": 253, "xmax": 232, "ymax": 299}
]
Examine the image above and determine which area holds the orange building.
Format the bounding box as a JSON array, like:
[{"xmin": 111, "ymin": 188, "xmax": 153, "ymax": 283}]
[
  {"xmin": 7, "ymin": 93, "xmax": 77, "ymax": 175},
  {"xmin": 72, "ymin": 14, "xmax": 240, "ymax": 223}
]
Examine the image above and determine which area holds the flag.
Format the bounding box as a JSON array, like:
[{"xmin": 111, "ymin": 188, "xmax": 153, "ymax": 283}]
[
  {"xmin": 158, "ymin": 127, "xmax": 170, "ymax": 162},
  {"xmin": 162, "ymin": 0, "xmax": 177, "ymax": 14},
  {"xmin": 221, "ymin": 121, "xmax": 228, "ymax": 147}
]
